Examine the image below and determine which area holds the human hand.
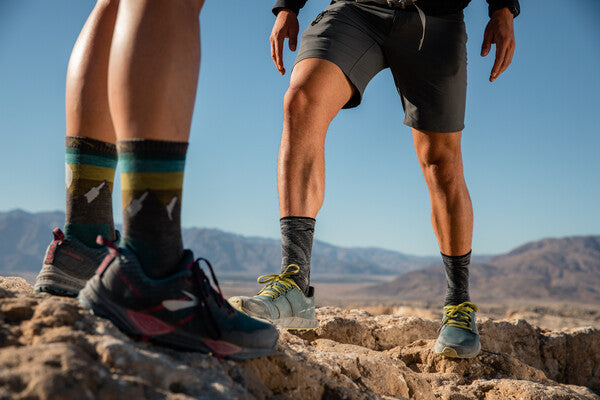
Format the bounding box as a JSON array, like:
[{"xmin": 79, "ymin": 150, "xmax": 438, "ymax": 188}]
[
  {"xmin": 270, "ymin": 9, "xmax": 300, "ymax": 75},
  {"xmin": 481, "ymin": 8, "xmax": 515, "ymax": 82}
]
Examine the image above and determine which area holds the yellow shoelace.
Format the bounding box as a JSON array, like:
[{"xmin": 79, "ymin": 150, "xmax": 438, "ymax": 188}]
[
  {"xmin": 441, "ymin": 302, "xmax": 478, "ymax": 332},
  {"xmin": 256, "ymin": 264, "xmax": 301, "ymax": 299}
]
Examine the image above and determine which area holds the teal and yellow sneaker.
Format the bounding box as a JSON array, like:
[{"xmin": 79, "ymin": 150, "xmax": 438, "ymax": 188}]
[
  {"xmin": 434, "ymin": 302, "xmax": 481, "ymax": 358},
  {"xmin": 228, "ymin": 265, "xmax": 318, "ymax": 330}
]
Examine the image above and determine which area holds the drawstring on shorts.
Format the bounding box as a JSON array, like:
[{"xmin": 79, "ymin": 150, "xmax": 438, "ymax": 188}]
[{"xmin": 414, "ymin": 3, "xmax": 426, "ymax": 51}]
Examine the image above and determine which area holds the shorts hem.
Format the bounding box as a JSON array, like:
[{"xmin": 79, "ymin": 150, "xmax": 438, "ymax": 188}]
[{"xmin": 404, "ymin": 118, "xmax": 465, "ymax": 133}]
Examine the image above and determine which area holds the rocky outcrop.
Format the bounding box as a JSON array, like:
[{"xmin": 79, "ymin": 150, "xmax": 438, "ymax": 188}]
[{"xmin": 0, "ymin": 277, "xmax": 598, "ymax": 400}]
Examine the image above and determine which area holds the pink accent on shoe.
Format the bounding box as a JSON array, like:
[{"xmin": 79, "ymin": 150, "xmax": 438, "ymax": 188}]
[
  {"xmin": 63, "ymin": 250, "xmax": 84, "ymax": 261},
  {"xmin": 44, "ymin": 228, "xmax": 65, "ymax": 264},
  {"xmin": 53, "ymin": 228, "xmax": 65, "ymax": 241},
  {"xmin": 117, "ymin": 270, "xmax": 142, "ymax": 297},
  {"xmin": 96, "ymin": 253, "xmax": 116, "ymax": 276},
  {"xmin": 126, "ymin": 309, "xmax": 175, "ymax": 336},
  {"xmin": 204, "ymin": 338, "xmax": 242, "ymax": 355}
]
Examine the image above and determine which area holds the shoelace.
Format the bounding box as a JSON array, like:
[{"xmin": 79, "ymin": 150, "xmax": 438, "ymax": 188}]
[
  {"xmin": 440, "ymin": 302, "xmax": 478, "ymax": 332},
  {"xmin": 256, "ymin": 264, "xmax": 301, "ymax": 299},
  {"xmin": 191, "ymin": 257, "xmax": 233, "ymax": 339}
]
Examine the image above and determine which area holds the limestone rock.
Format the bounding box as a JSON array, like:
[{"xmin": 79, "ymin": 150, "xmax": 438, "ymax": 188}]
[{"xmin": 0, "ymin": 277, "xmax": 598, "ymax": 400}]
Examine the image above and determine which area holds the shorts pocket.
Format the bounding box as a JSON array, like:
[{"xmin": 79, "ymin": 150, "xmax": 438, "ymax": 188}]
[{"xmin": 311, "ymin": 11, "xmax": 328, "ymax": 26}]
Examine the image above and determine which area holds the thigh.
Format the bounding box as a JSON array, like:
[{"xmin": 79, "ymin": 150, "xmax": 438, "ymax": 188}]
[
  {"xmin": 385, "ymin": 12, "xmax": 468, "ymax": 133},
  {"xmin": 295, "ymin": 1, "xmax": 392, "ymax": 108},
  {"xmin": 289, "ymin": 58, "xmax": 355, "ymax": 115}
]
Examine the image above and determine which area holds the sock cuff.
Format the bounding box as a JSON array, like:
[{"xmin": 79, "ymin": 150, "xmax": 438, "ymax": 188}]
[
  {"xmin": 65, "ymin": 136, "xmax": 117, "ymax": 160},
  {"xmin": 441, "ymin": 250, "xmax": 472, "ymax": 267},
  {"xmin": 117, "ymin": 139, "xmax": 188, "ymax": 157},
  {"xmin": 280, "ymin": 216, "xmax": 316, "ymax": 223}
]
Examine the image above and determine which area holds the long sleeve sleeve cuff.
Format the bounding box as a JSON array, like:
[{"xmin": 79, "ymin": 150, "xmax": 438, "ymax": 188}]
[
  {"xmin": 273, "ymin": 0, "xmax": 305, "ymax": 15},
  {"xmin": 487, "ymin": 0, "xmax": 520, "ymax": 18}
]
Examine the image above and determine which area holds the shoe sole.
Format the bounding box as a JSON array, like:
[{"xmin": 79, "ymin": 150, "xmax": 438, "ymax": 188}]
[
  {"xmin": 229, "ymin": 298, "xmax": 318, "ymax": 330},
  {"xmin": 34, "ymin": 264, "xmax": 88, "ymax": 297},
  {"xmin": 435, "ymin": 344, "xmax": 481, "ymax": 358},
  {"xmin": 79, "ymin": 276, "xmax": 277, "ymax": 360}
]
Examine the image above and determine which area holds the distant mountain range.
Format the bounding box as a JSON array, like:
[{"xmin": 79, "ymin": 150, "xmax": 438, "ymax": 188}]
[
  {"xmin": 5, "ymin": 210, "xmax": 598, "ymax": 303},
  {"xmin": 364, "ymin": 235, "xmax": 600, "ymax": 304},
  {"xmin": 0, "ymin": 210, "xmax": 440, "ymax": 280}
]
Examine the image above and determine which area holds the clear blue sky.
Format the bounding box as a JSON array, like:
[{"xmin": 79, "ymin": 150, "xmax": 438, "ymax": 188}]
[{"xmin": 0, "ymin": 0, "xmax": 599, "ymax": 256}]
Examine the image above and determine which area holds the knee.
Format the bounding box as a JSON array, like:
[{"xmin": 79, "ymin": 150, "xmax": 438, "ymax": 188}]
[
  {"xmin": 420, "ymin": 156, "xmax": 463, "ymax": 193},
  {"xmin": 283, "ymin": 86, "xmax": 313, "ymax": 121}
]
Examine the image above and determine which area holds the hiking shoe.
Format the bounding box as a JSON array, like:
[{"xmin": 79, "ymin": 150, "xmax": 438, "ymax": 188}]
[
  {"xmin": 228, "ymin": 264, "xmax": 318, "ymax": 330},
  {"xmin": 78, "ymin": 240, "xmax": 278, "ymax": 360},
  {"xmin": 434, "ymin": 302, "xmax": 481, "ymax": 358},
  {"xmin": 34, "ymin": 228, "xmax": 114, "ymax": 297}
]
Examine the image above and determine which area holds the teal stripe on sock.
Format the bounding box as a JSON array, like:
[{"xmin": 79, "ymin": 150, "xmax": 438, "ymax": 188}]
[
  {"xmin": 64, "ymin": 223, "xmax": 114, "ymax": 248},
  {"xmin": 65, "ymin": 153, "xmax": 118, "ymax": 169},
  {"xmin": 119, "ymin": 158, "xmax": 185, "ymax": 173}
]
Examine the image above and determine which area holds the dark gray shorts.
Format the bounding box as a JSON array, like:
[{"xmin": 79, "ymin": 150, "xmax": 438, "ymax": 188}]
[{"xmin": 295, "ymin": 0, "xmax": 468, "ymax": 132}]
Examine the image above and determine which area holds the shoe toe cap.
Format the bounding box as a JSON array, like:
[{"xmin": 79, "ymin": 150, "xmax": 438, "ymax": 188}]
[{"xmin": 434, "ymin": 327, "xmax": 480, "ymax": 357}]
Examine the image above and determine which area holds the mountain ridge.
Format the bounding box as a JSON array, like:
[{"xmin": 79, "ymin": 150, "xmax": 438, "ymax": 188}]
[
  {"xmin": 0, "ymin": 209, "xmax": 439, "ymax": 278},
  {"xmin": 364, "ymin": 234, "xmax": 600, "ymax": 304}
]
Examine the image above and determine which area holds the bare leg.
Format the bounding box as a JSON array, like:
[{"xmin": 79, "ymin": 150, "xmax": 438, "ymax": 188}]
[
  {"xmin": 412, "ymin": 129, "xmax": 473, "ymax": 256},
  {"xmin": 278, "ymin": 58, "xmax": 354, "ymax": 218},
  {"xmin": 66, "ymin": 0, "xmax": 119, "ymax": 143},
  {"xmin": 108, "ymin": 0, "xmax": 204, "ymax": 142}
]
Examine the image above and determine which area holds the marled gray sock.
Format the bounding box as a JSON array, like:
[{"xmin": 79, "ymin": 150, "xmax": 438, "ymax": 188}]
[
  {"xmin": 280, "ymin": 216, "xmax": 315, "ymax": 295},
  {"xmin": 442, "ymin": 251, "xmax": 471, "ymax": 306}
]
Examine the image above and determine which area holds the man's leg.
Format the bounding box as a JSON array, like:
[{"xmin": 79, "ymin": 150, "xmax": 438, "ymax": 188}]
[
  {"xmin": 229, "ymin": 58, "xmax": 354, "ymax": 329},
  {"xmin": 78, "ymin": 0, "xmax": 278, "ymax": 359},
  {"xmin": 412, "ymin": 129, "xmax": 473, "ymax": 257},
  {"xmin": 412, "ymin": 129, "xmax": 479, "ymax": 358},
  {"xmin": 36, "ymin": 0, "xmax": 119, "ymax": 296},
  {"xmin": 278, "ymin": 58, "xmax": 354, "ymax": 290}
]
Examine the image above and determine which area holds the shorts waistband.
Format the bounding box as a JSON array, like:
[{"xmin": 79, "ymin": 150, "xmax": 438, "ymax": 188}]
[
  {"xmin": 332, "ymin": 0, "xmax": 418, "ymax": 10},
  {"xmin": 333, "ymin": 0, "xmax": 426, "ymax": 51}
]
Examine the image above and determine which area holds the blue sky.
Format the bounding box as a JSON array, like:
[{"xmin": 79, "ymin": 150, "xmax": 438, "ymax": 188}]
[{"xmin": 0, "ymin": 0, "xmax": 599, "ymax": 256}]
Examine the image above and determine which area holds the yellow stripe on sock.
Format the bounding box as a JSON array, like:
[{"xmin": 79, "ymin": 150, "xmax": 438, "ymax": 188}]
[
  {"xmin": 121, "ymin": 172, "xmax": 184, "ymax": 191},
  {"xmin": 67, "ymin": 164, "xmax": 116, "ymax": 183}
]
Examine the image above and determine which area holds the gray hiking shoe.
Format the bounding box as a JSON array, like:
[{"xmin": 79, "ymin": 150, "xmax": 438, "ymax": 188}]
[
  {"xmin": 34, "ymin": 228, "xmax": 114, "ymax": 297},
  {"xmin": 228, "ymin": 264, "xmax": 318, "ymax": 330},
  {"xmin": 434, "ymin": 302, "xmax": 481, "ymax": 358}
]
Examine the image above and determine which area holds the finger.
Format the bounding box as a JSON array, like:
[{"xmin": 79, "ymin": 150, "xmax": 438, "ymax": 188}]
[
  {"xmin": 270, "ymin": 36, "xmax": 278, "ymax": 68},
  {"xmin": 275, "ymin": 34, "xmax": 286, "ymax": 74},
  {"xmin": 481, "ymin": 28, "xmax": 492, "ymax": 57},
  {"xmin": 490, "ymin": 41, "xmax": 507, "ymax": 82},
  {"xmin": 498, "ymin": 43, "xmax": 515, "ymax": 77},
  {"xmin": 289, "ymin": 30, "xmax": 298, "ymax": 52}
]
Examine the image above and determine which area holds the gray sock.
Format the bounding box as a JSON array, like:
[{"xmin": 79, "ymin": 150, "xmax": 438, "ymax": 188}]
[
  {"xmin": 441, "ymin": 250, "xmax": 471, "ymax": 306},
  {"xmin": 280, "ymin": 216, "xmax": 315, "ymax": 295}
]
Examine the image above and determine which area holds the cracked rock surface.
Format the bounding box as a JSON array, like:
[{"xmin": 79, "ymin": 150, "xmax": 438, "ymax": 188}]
[{"xmin": 0, "ymin": 277, "xmax": 598, "ymax": 400}]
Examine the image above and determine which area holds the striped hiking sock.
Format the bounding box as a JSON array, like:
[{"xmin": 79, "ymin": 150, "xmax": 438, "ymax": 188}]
[
  {"xmin": 64, "ymin": 136, "xmax": 117, "ymax": 248},
  {"xmin": 117, "ymin": 139, "xmax": 188, "ymax": 279}
]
